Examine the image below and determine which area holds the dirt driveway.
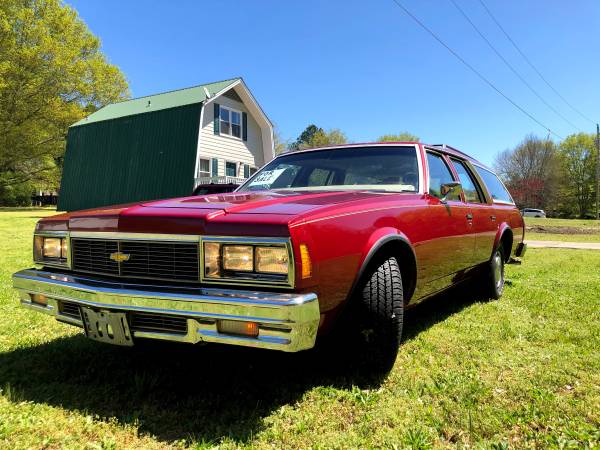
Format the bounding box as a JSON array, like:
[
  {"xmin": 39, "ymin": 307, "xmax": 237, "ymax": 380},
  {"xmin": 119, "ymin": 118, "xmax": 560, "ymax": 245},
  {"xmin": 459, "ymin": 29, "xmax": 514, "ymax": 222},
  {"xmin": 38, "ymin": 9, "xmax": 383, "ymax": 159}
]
[{"xmin": 526, "ymin": 240, "xmax": 600, "ymax": 250}]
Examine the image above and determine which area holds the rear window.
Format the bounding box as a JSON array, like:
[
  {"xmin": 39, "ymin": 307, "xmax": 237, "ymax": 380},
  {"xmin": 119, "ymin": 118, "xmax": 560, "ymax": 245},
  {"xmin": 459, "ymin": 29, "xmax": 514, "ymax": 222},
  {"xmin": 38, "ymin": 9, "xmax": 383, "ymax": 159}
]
[{"xmin": 474, "ymin": 166, "xmax": 514, "ymax": 204}]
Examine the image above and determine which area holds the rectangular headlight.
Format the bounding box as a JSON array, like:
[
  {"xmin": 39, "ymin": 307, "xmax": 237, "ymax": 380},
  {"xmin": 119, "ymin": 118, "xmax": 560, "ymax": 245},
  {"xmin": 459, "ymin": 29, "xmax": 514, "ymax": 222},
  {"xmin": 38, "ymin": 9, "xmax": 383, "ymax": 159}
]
[
  {"xmin": 34, "ymin": 235, "xmax": 69, "ymax": 266},
  {"xmin": 202, "ymin": 238, "xmax": 292, "ymax": 286},
  {"xmin": 255, "ymin": 246, "xmax": 288, "ymax": 274},
  {"xmin": 222, "ymin": 245, "xmax": 254, "ymax": 272},
  {"xmin": 43, "ymin": 238, "xmax": 62, "ymax": 258},
  {"xmin": 204, "ymin": 242, "xmax": 221, "ymax": 277}
]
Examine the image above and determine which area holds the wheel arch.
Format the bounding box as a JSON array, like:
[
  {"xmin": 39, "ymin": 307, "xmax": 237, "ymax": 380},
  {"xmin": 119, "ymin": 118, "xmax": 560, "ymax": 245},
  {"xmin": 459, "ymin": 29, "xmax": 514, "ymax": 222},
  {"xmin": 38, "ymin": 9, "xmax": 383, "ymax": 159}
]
[
  {"xmin": 350, "ymin": 233, "xmax": 418, "ymax": 304},
  {"xmin": 494, "ymin": 223, "xmax": 514, "ymax": 262}
]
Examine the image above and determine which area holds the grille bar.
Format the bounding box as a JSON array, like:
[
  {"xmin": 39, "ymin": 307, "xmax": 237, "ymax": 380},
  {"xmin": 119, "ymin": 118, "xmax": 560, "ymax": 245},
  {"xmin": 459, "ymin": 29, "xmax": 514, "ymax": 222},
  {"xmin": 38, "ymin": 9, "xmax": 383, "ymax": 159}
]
[
  {"xmin": 59, "ymin": 301, "xmax": 81, "ymax": 320},
  {"xmin": 130, "ymin": 312, "xmax": 188, "ymax": 335},
  {"xmin": 71, "ymin": 238, "xmax": 199, "ymax": 282}
]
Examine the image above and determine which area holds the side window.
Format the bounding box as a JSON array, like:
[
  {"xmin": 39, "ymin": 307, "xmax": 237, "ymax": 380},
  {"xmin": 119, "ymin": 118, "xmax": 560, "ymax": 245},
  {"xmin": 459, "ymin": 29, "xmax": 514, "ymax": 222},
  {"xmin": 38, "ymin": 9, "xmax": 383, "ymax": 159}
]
[
  {"xmin": 451, "ymin": 159, "xmax": 483, "ymax": 203},
  {"xmin": 426, "ymin": 152, "xmax": 460, "ymax": 200},
  {"xmin": 474, "ymin": 166, "xmax": 514, "ymax": 204}
]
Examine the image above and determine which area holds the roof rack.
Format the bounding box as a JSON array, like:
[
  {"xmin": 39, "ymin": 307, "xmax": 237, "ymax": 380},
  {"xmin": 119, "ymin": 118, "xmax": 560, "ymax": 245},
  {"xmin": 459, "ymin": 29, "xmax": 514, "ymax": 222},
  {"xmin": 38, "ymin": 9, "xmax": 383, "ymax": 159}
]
[{"xmin": 430, "ymin": 143, "xmax": 471, "ymax": 158}]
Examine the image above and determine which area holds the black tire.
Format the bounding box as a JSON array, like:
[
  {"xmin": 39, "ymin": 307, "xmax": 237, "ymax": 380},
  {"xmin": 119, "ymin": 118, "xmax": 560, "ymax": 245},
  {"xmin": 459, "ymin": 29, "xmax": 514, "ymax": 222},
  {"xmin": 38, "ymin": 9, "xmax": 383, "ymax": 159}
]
[
  {"xmin": 485, "ymin": 244, "xmax": 505, "ymax": 300},
  {"xmin": 350, "ymin": 256, "xmax": 404, "ymax": 372}
]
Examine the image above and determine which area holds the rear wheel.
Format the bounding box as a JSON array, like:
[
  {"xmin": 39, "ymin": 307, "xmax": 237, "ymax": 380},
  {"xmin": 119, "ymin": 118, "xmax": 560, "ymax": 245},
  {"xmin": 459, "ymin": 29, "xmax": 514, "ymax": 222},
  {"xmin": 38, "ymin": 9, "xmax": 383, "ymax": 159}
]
[{"xmin": 485, "ymin": 245, "xmax": 505, "ymax": 299}]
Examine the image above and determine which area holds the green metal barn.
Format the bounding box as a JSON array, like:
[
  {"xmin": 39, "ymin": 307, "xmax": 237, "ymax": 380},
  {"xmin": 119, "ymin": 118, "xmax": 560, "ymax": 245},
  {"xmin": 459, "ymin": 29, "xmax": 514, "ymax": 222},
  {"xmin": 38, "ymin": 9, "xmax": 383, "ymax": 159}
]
[{"xmin": 58, "ymin": 77, "xmax": 274, "ymax": 211}]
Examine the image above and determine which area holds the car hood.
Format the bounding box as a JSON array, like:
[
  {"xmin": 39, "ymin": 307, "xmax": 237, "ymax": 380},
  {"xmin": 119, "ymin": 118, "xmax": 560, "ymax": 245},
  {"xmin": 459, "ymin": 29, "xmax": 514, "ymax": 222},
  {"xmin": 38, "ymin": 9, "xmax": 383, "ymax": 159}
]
[
  {"xmin": 139, "ymin": 190, "xmax": 386, "ymax": 215},
  {"xmin": 37, "ymin": 189, "xmax": 417, "ymax": 236}
]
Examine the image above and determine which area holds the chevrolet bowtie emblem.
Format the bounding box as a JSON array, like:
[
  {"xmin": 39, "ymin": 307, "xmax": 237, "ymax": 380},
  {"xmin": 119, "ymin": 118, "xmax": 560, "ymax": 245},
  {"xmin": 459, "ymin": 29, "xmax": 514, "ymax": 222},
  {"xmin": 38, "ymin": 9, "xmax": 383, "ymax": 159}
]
[{"xmin": 109, "ymin": 252, "xmax": 130, "ymax": 262}]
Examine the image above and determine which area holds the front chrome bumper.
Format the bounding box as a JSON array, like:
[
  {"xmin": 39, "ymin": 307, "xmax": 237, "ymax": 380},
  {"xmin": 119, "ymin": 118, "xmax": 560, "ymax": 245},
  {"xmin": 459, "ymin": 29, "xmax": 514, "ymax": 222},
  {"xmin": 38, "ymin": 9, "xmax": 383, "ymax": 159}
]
[{"xmin": 12, "ymin": 269, "xmax": 320, "ymax": 352}]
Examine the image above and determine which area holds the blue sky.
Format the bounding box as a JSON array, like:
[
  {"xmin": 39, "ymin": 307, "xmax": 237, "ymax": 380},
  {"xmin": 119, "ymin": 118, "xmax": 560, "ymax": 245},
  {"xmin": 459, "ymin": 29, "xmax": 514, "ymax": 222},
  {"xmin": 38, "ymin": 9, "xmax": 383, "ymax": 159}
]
[{"xmin": 65, "ymin": 0, "xmax": 599, "ymax": 165}]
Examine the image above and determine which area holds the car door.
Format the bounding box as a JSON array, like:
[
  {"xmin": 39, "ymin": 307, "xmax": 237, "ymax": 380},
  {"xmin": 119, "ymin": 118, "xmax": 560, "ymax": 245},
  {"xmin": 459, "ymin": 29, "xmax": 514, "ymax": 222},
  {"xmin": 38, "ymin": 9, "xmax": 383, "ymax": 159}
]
[
  {"xmin": 449, "ymin": 157, "xmax": 496, "ymax": 266},
  {"xmin": 416, "ymin": 151, "xmax": 475, "ymax": 295}
]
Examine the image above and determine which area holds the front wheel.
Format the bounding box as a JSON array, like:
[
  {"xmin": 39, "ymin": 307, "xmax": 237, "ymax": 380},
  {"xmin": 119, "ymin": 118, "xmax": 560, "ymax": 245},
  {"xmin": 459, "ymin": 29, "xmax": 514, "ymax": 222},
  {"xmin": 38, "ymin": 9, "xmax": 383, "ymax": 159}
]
[{"xmin": 349, "ymin": 256, "xmax": 404, "ymax": 372}]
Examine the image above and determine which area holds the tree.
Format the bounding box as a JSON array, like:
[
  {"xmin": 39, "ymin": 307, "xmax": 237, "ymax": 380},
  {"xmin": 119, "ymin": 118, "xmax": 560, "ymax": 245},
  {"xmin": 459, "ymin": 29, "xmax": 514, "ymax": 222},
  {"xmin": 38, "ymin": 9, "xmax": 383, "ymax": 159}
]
[
  {"xmin": 493, "ymin": 135, "xmax": 559, "ymax": 211},
  {"xmin": 290, "ymin": 124, "xmax": 348, "ymax": 150},
  {"xmin": 272, "ymin": 125, "xmax": 288, "ymax": 155},
  {"xmin": 289, "ymin": 124, "xmax": 322, "ymax": 150},
  {"xmin": 302, "ymin": 128, "xmax": 347, "ymax": 149},
  {"xmin": 558, "ymin": 133, "xmax": 597, "ymax": 218},
  {"xmin": 0, "ymin": 0, "xmax": 129, "ymax": 194},
  {"xmin": 377, "ymin": 132, "xmax": 419, "ymax": 142}
]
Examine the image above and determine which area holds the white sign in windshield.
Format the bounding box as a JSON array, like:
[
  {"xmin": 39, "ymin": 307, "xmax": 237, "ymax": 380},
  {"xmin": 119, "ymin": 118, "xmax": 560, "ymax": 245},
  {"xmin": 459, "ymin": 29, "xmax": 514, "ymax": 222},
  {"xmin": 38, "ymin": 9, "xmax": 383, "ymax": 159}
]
[{"xmin": 248, "ymin": 168, "xmax": 286, "ymax": 187}]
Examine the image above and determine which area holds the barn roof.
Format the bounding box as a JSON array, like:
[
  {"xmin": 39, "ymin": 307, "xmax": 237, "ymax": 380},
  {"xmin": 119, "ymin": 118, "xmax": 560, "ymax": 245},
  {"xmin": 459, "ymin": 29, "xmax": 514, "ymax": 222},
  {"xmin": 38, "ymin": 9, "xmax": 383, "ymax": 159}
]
[{"xmin": 72, "ymin": 78, "xmax": 240, "ymax": 127}]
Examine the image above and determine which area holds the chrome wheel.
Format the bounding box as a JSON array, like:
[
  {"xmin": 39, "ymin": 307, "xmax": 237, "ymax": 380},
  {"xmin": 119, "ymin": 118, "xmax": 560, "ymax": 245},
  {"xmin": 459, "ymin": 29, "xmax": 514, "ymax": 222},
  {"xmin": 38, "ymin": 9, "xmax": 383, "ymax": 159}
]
[{"xmin": 492, "ymin": 250, "xmax": 504, "ymax": 294}]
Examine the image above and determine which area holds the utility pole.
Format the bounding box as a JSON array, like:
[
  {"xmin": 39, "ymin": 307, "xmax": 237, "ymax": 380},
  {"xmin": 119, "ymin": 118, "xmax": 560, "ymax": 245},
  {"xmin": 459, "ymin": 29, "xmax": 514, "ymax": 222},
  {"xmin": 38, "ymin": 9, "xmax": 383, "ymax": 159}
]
[{"xmin": 597, "ymin": 123, "xmax": 600, "ymax": 220}]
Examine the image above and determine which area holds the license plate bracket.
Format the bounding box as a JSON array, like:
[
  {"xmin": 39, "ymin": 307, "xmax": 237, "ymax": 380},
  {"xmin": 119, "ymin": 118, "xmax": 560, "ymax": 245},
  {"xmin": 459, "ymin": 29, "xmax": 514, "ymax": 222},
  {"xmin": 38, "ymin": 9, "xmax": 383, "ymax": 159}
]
[{"xmin": 81, "ymin": 307, "xmax": 133, "ymax": 346}]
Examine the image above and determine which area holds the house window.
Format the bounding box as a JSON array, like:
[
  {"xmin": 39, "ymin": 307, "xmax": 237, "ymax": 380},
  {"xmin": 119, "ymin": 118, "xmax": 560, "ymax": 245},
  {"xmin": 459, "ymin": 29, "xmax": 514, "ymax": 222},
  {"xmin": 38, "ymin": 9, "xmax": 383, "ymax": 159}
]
[
  {"xmin": 226, "ymin": 161, "xmax": 237, "ymax": 177},
  {"xmin": 219, "ymin": 106, "xmax": 242, "ymax": 139},
  {"xmin": 198, "ymin": 159, "xmax": 210, "ymax": 178}
]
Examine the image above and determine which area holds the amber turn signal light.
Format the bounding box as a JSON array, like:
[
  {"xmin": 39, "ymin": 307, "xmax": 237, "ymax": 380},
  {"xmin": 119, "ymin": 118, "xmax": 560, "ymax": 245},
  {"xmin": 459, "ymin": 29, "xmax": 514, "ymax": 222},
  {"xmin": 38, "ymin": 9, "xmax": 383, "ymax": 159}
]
[
  {"xmin": 29, "ymin": 293, "xmax": 48, "ymax": 306},
  {"xmin": 217, "ymin": 320, "xmax": 259, "ymax": 338},
  {"xmin": 300, "ymin": 244, "xmax": 312, "ymax": 279}
]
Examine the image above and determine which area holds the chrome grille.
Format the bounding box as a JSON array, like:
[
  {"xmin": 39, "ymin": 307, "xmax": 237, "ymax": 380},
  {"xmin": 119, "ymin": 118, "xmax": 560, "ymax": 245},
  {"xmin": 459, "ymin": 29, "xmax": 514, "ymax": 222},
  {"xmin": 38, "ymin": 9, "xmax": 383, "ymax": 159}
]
[
  {"xmin": 130, "ymin": 312, "xmax": 188, "ymax": 335},
  {"xmin": 72, "ymin": 239, "xmax": 119, "ymax": 276},
  {"xmin": 71, "ymin": 238, "xmax": 199, "ymax": 282}
]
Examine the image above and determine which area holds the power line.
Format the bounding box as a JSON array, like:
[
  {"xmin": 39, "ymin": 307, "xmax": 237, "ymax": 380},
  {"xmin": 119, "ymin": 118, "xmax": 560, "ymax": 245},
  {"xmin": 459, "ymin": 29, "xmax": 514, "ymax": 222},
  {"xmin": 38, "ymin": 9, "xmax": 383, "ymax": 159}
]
[
  {"xmin": 449, "ymin": 0, "xmax": 581, "ymax": 132},
  {"xmin": 388, "ymin": 0, "xmax": 564, "ymax": 140},
  {"xmin": 477, "ymin": 0, "xmax": 596, "ymax": 125}
]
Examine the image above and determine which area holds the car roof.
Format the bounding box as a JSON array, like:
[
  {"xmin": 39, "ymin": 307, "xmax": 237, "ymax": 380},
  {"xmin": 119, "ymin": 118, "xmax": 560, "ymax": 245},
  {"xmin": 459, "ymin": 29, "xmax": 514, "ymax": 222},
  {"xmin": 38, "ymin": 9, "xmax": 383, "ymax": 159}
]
[{"xmin": 276, "ymin": 142, "xmax": 489, "ymax": 170}]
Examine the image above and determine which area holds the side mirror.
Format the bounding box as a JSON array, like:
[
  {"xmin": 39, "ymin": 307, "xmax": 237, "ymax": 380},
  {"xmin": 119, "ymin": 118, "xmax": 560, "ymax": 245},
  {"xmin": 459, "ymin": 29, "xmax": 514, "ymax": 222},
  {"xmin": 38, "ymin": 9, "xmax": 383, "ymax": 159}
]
[{"xmin": 440, "ymin": 181, "xmax": 463, "ymax": 203}]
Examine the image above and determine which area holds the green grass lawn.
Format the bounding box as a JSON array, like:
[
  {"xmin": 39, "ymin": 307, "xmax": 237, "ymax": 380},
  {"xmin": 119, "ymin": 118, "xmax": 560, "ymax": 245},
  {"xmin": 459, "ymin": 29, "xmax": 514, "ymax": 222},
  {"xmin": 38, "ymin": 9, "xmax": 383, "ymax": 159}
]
[
  {"xmin": 524, "ymin": 217, "xmax": 600, "ymax": 243},
  {"xmin": 1, "ymin": 210, "xmax": 599, "ymax": 449}
]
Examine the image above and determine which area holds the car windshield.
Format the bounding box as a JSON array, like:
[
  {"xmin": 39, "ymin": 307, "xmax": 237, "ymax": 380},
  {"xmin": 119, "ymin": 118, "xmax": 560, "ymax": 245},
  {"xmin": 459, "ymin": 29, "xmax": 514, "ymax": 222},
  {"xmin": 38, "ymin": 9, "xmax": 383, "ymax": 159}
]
[{"xmin": 238, "ymin": 146, "xmax": 419, "ymax": 193}]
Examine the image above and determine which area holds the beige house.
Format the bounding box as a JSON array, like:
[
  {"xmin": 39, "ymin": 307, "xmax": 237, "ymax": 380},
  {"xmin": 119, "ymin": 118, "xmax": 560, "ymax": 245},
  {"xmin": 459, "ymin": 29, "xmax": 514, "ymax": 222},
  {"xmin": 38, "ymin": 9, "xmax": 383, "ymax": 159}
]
[{"xmin": 194, "ymin": 78, "xmax": 274, "ymax": 188}]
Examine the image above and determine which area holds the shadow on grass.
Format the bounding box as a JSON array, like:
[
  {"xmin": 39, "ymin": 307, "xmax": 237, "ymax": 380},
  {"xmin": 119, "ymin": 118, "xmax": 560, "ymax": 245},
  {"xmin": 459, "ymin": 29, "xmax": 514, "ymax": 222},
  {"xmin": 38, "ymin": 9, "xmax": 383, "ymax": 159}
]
[{"xmin": 0, "ymin": 284, "xmax": 485, "ymax": 445}]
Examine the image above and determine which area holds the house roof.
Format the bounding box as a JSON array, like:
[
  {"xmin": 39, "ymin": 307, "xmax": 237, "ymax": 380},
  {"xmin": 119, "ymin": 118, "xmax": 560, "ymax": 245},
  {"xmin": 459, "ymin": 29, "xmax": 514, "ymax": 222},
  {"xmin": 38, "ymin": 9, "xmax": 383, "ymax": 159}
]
[{"xmin": 72, "ymin": 78, "xmax": 240, "ymax": 127}]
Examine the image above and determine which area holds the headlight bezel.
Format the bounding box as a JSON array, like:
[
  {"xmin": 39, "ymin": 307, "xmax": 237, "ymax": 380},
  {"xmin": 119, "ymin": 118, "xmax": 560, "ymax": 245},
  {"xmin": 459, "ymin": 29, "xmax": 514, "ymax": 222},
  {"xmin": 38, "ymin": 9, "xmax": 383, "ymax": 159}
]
[
  {"xmin": 33, "ymin": 231, "xmax": 71, "ymax": 268},
  {"xmin": 200, "ymin": 236, "xmax": 294, "ymax": 288}
]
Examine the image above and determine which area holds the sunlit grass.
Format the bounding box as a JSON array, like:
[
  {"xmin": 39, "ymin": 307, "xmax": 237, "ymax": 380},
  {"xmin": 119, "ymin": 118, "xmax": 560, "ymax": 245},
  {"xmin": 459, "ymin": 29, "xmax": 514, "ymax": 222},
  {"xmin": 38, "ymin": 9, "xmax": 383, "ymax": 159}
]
[{"xmin": 0, "ymin": 209, "xmax": 598, "ymax": 448}]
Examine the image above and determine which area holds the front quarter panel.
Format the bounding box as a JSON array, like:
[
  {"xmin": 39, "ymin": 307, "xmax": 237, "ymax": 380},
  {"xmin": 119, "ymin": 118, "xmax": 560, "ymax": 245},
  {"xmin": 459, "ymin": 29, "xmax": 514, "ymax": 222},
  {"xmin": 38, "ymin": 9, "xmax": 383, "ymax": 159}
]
[{"xmin": 289, "ymin": 195, "xmax": 425, "ymax": 315}]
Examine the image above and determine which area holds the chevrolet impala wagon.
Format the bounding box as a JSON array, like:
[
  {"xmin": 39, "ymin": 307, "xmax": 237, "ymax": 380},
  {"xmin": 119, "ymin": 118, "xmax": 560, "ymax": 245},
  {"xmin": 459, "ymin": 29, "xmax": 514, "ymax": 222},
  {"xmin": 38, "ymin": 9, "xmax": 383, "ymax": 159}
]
[{"xmin": 13, "ymin": 143, "xmax": 526, "ymax": 365}]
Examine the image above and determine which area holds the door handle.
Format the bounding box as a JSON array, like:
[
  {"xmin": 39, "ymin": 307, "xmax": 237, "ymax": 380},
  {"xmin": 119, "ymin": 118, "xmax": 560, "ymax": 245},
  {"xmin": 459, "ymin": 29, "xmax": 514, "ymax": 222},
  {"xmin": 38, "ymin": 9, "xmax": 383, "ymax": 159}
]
[
  {"xmin": 466, "ymin": 213, "xmax": 473, "ymax": 220},
  {"xmin": 490, "ymin": 215, "xmax": 496, "ymax": 221}
]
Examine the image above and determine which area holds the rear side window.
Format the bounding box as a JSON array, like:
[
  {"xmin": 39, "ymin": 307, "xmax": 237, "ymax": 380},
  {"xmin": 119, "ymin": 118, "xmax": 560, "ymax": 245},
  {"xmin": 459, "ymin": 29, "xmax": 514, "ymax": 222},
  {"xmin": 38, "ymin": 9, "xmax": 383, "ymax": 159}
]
[
  {"xmin": 474, "ymin": 166, "xmax": 514, "ymax": 204},
  {"xmin": 451, "ymin": 159, "xmax": 483, "ymax": 203},
  {"xmin": 427, "ymin": 152, "xmax": 460, "ymax": 201}
]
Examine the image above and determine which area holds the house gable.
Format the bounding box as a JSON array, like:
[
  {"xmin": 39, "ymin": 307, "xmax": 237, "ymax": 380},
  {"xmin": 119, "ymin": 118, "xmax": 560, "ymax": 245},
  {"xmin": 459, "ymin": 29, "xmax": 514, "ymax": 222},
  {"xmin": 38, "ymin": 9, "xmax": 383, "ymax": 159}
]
[{"xmin": 194, "ymin": 80, "xmax": 274, "ymax": 186}]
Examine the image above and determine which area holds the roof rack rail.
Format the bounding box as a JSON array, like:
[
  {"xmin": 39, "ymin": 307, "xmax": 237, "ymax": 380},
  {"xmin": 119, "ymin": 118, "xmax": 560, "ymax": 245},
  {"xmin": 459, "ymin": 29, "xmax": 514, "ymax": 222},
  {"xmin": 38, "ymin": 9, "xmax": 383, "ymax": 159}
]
[{"xmin": 431, "ymin": 143, "xmax": 470, "ymax": 158}]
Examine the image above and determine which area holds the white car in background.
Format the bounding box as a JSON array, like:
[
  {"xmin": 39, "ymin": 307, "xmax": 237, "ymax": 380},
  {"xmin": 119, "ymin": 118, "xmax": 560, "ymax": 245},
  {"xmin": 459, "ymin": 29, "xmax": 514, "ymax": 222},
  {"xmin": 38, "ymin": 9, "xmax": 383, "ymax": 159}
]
[{"xmin": 521, "ymin": 208, "xmax": 546, "ymax": 218}]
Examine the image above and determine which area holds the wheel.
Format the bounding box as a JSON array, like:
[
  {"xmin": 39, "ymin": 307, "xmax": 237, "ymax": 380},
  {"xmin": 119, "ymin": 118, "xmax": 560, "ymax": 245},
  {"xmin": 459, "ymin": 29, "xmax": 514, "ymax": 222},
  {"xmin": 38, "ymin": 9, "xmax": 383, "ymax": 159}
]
[
  {"xmin": 348, "ymin": 256, "xmax": 404, "ymax": 372},
  {"xmin": 486, "ymin": 244, "xmax": 505, "ymax": 299}
]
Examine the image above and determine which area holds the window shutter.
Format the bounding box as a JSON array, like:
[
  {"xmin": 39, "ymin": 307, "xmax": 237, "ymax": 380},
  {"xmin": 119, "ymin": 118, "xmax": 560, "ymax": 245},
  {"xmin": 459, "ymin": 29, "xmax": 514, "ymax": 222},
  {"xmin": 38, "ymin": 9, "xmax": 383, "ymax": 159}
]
[
  {"xmin": 242, "ymin": 112, "xmax": 248, "ymax": 141},
  {"xmin": 213, "ymin": 103, "xmax": 220, "ymax": 135},
  {"xmin": 244, "ymin": 164, "xmax": 250, "ymax": 178},
  {"xmin": 211, "ymin": 158, "xmax": 219, "ymax": 176}
]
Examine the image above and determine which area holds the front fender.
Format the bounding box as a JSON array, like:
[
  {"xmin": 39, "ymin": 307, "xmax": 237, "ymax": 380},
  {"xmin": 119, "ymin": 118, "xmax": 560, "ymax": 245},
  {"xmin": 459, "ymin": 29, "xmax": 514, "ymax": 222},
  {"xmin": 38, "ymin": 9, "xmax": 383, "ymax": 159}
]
[{"xmin": 351, "ymin": 228, "xmax": 416, "ymax": 299}]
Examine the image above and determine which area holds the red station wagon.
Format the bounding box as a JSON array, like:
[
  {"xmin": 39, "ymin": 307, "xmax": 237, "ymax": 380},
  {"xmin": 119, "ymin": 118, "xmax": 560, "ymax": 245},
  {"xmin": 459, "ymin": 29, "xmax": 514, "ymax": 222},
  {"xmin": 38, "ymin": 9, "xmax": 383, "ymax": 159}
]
[{"xmin": 13, "ymin": 143, "xmax": 526, "ymax": 367}]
